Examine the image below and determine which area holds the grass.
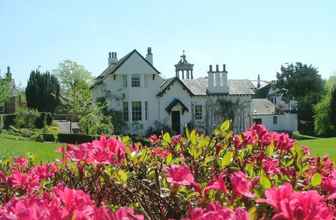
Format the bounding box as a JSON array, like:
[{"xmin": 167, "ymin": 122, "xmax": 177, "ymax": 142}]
[
  {"xmin": 0, "ymin": 132, "xmax": 336, "ymax": 162},
  {"xmin": 297, "ymin": 137, "xmax": 336, "ymax": 158},
  {"xmin": 0, "ymin": 134, "xmax": 63, "ymax": 162}
]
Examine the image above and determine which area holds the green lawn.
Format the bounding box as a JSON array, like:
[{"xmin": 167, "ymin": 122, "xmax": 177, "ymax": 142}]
[
  {"xmin": 297, "ymin": 137, "xmax": 336, "ymax": 158},
  {"xmin": 0, "ymin": 134, "xmax": 336, "ymax": 162},
  {"xmin": 0, "ymin": 135, "xmax": 63, "ymax": 162}
]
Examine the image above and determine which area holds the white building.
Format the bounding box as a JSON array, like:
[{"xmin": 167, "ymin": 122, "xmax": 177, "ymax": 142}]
[
  {"xmin": 251, "ymin": 98, "xmax": 298, "ymax": 132},
  {"xmin": 92, "ymin": 48, "xmax": 255, "ymax": 135}
]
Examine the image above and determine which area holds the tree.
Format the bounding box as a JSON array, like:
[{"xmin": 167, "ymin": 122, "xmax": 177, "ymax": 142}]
[
  {"xmin": 314, "ymin": 75, "xmax": 336, "ymax": 136},
  {"xmin": 25, "ymin": 70, "xmax": 60, "ymax": 112},
  {"xmin": 0, "ymin": 73, "xmax": 11, "ymax": 104},
  {"xmin": 53, "ymin": 60, "xmax": 93, "ymax": 93},
  {"xmin": 79, "ymin": 102, "xmax": 113, "ymax": 135},
  {"xmin": 53, "ymin": 60, "xmax": 93, "ymax": 116},
  {"xmin": 275, "ymin": 63, "xmax": 323, "ymax": 134}
]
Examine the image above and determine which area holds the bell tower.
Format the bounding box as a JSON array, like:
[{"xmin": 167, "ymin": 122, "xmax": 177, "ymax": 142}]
[{"xmin": 174, "ymin": 50, "xmax": 194, "ymax": 80}]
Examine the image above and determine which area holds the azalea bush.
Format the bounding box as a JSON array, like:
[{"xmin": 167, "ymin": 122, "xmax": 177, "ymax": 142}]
[{"xmin": 0, "ymin": 121, "xmax": 336, "ymax": 219}]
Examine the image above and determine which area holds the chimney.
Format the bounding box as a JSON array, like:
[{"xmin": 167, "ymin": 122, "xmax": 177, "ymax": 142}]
[
  {"xmin": 216, "ymin": 64, "xmax": 219, "ymax": 72},
  {"xmin": 222, "ymin": 64, "xmax": 226, "ymax": 72},
  {"xmin": 209, "ymin": 65, "xmax": 213, "ymax": 72},
  {"xmin": 108, "ymin": 52, "xmax": 118, "ymax": 66},
  {"xmin": 145, "ymin": 47, "xmax": 153, "ymax": 64},
  {"xmin": 257, "ymin": 74, "xmax": 261, "ymax": 88}
]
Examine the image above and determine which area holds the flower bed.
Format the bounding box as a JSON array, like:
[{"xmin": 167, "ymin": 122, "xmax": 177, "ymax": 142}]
[{"xmin": 0, "ymin": 121, "xmax": 335, "ymax": 219}]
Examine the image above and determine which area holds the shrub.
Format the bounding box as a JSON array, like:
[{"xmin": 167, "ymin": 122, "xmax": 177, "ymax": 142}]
[
  {"xmin": 14, "ymin": 109, "xmax": 41, "ymax": 129},
  {"xmin": 1, "ymin": 121, "xmax": 336, "ymax": 219},
  {"xmin": 57, "ymin": 133, "xmax": 98, "ymax": 144}
]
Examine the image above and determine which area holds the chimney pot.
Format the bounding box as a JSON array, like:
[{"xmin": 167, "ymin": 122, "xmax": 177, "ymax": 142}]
[
  {"xmin": 216, "ymin": 64, "xmax": 219, "ymax": 72},
  {"xmin": 209, "ymin": 65, "xmax": 213, "ymax": 72},
  {"xmin": 145, "ymin": 47, "xmax": 153, "ymax": 64},
  {"xmin": 223, "ymin": 64, "xmax": 226, "ymax": 72}
]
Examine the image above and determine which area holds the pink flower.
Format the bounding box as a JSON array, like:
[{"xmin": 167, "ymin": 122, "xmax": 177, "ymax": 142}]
[
  {"xmin": 152, "ymin": 147, "xmax": 170, "ymax": 159},
  {"xmin": 257, "ymin": 183, "xmax": 294, "ymax": 211},
  {"xmin": 172, "ymin": 135, "xmax": 182, "ymax": 145},
  {"xmin": 203, "ymin": 175, "xmax": 227, "ymax": 195},
  {"xmin": 322, "ymin": 170, "xmax": 336, "ymax": 193},
  {"xmin": 9, "ymin": 170, "xmax": 40, "ymax": 192},
  {"xmin": 112, "ymin": 207, "xmax": 144, "ymax": 220},
  {"xmin": 13, "ymin": 156, "xmax": 29, "ymax": 168},
  {"xmin": 63, "ymin": 136, "xmax": 126, "ymax": 165},
  {"xmin": 272, "ymin": 132, "xmax": 294, "ymax": 151},
  {"xmin": 233, "ymin": 135, "xmax": 243, "ymax": 149},
  {"xmin": 148, "ymin": 134, "xmax": 160, "ymax": 145},
  {"xmin": 165, "ymin": 164, "xmax": 195, "ymax": 186},
  {"xmin": 258, "ymin": 183, "xmax": 333, "ymax": 220},
  {"xmin": 30, "ymin": 163, "xmax": 58, "ymax": 179},
  {"xmin": 262, "ymin": 158, "xmax": 280, "ymax": 175},
  {"xmin": 182, "ymin": 202, "xmax": 248, "ymax": 220},
  {"xmin": 230, "ymin": 171, "xmax": 254, "ymax": 198}
]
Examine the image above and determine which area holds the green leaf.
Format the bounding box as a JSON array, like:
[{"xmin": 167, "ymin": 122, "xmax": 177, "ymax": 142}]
[
  {"xmin": 117, "ymin": 170, "xmax": 128, "ymax": 184},
  {"xmin": 245, "ymin": 163, "xmax": 254, "ymax": 177},
  {"xmin": 190, "ymin": 130, "xmax": 197, "ymax": 145},
  {"xmin": 265, "ymin": 144, "xmax": 274, "ymax": 157},
  {"xmin": 163, "ymin": 132, "xmax": 171, "ymax": 144},
  {"xmin": 219, "ymin": 151, "xmax": 233, "ymax": 169},
  {"xmin": 248, "ymin": 207, "xmax": 257, "ymax": 220},
  {"xmin": 260, "ymin": 175, "xmax": 272, "ymax": 189},
  {"xmin": 220, "ymin": 120, "xmax": 230, "ymax": 131},
  {"xmin": 311, "ymin": 173, "xmax": 322, "ymax": 187},
  {"xmin": 165, "ymin": 153, "xmax": 173, "ymax": 165}
]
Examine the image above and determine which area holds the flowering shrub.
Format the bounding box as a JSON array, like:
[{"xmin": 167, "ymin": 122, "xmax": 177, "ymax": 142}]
[{"xmin": 0, "ymin": 121, "xmax": 336, "ymax": 219}]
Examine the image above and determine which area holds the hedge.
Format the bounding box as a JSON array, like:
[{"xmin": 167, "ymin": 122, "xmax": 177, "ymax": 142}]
[{"xmin": 57, "ymin": 133, "xmax": 98, "ymax": 144}]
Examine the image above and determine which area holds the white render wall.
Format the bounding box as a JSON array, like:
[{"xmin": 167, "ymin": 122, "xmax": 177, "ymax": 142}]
[
  {"xmin": 158, "ymin": 81, "xmax": 192, "ymax": 131},
  {"xmin": 92, "ymin": 52, "xmax": 164, "ymax": 135},
  {"xmin": 252, "ymin": 113, "xmax": 298, "ymax": 132}
]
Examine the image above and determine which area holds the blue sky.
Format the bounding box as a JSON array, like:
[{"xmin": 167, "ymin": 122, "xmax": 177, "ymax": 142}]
[{"xmin": 0, "ymin": 0, "xmax": 335, "ymax": 86}]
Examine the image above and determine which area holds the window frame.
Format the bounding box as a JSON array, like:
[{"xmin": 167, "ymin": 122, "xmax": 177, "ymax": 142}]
[
  {"xmin": 131, "ymin": 75, "xmax": 141, "ymax": 87},
  {"xmin": 123, "ymin": 102, "xmax": 129, "ymax": 121},
  {"xmin": 195, "ymin": 105, "xmax": 203, "ymax": 120},
  {"xmin": 145, "ymin": 101, "xmax": 148, "ymax": 120},
  {"xmin": 122, "ymin": 75, "xmax": 128, "ymax": 88},
  {"xmin": 273, "ymin": 115, "xmax": 278, "ymax": 125},
  {"xmin": 132, "ymin": 101, "xmax": 142, "ymax": 121}
]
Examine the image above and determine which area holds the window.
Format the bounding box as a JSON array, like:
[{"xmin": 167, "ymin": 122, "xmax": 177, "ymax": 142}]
[
  {"xmin": 132, "ymin": 101, "xmax": 142, "ymax": 121},
  {"xmin": 122, "ymin": 75, "xmax": 127, "ymax": 88},
  {"xmin": 273, "ymin": 116, "xmax": 278, "ymax": 125},
  {"xmin": 131, "ymin": 75, "xmax": 140, "ymax": 87},
  {"xmin": 145, "ymin": 101, "xmax": 148, "ymax": 120},
  {"xmin": 195, "ymin": 105, "xmax": 203, "ymax": 120},
  {"xmin": 253, "ymin": 118, "xmax": 262, "ymax": 124},
  {"xmin": 123, "ymin": 102, "xmax": 128, "ymax": 121}
]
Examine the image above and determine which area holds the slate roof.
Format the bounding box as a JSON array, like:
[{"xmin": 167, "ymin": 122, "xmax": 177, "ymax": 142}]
[
  {"xmin": 251, "ymin": 98, "xmax": 276, "ymax": 115},
  {"xmin": 92, "ymin": 49, "xmax": 160, "ymax": 87},
  {"xmin": 165, "ymin": 98, "xmax": 189, "ymax": 113},
  {"xmin": 250, "ymin": 80, "xmax": 271, "ymax": 90},
  {"xmin": 159, "ymin": 77, "xmax": 255, "ymax": 96}
]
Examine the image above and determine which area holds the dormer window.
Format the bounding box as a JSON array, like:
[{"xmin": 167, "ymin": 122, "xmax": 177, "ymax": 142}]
[{"xmin": 131, "ymin": 75, "xmax": 141, "ymax": 87}]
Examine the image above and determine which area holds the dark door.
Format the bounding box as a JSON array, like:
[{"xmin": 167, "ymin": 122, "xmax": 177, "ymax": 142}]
[{"xmin": 171, "ymin": 111, "xmax": 181, "ymax": 134}]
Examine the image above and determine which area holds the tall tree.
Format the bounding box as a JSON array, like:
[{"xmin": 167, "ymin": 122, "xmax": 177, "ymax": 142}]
[
  {"xmin": 275, "ymin": 62, "xmax": 323, "ymax": 134},
  {"xmin": 25, "ymin": 70, "xmax": 60, "ymax": 112},
  {"xmin": 0, "ymin": 75, "xmax": 11, "ymax": 104},
  {"xmin": 53, "ymin": 60, "xmax": 93, "ymax": 116},
  {"xmin": 53, "ymin": 60, "xmax": 93, "ymax": 93}
]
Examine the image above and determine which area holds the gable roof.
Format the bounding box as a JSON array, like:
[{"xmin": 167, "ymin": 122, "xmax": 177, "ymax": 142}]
[
  {"xmin": 165, "ymin": 98, "xmax": 189, "ymax": 113},
  {"xmin": 158, "ymin": 77, "xmax": 255, "ymax": 96},
  {"xmin": 157, "ymin": 77, "xmax": 194, "ymax": 97},
  {"xmin": 92, "ymin": 49, "xmax": 160, "ymax": 87},
  {"xmin": 251, "ymin": 98, "xmax": 276, "ymax": 115}
]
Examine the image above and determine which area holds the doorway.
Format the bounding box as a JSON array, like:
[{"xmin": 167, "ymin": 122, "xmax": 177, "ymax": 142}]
[{"xmin": 171, "ymin": 111, "xmax": 181, "ymax": 134}]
